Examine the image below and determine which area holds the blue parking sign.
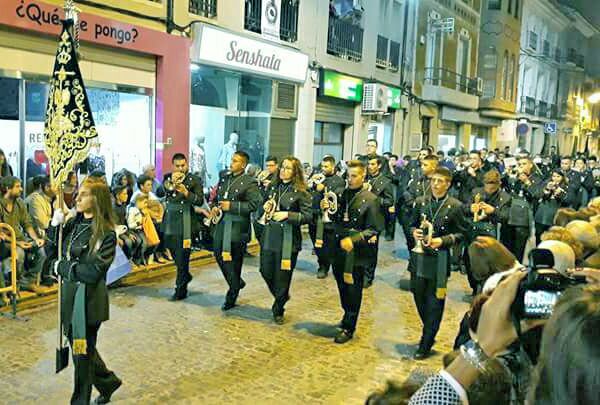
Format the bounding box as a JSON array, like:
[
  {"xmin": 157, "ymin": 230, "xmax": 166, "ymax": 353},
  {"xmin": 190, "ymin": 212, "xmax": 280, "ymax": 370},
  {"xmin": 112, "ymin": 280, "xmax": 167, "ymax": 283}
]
[{"xmin": 544, "ymin": 122, "xmax": 557, "ymax": 134}]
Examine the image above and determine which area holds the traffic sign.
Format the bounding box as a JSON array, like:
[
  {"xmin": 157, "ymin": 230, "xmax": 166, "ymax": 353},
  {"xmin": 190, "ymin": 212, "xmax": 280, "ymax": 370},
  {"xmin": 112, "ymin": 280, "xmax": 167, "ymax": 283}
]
[{"xmin": 544, "ymin": 122, "xmax": 557, "ymax": 134}]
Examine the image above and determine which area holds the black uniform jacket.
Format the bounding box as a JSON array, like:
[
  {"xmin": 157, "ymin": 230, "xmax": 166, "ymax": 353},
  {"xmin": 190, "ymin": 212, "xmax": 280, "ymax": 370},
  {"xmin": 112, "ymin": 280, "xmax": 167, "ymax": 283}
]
[
  {"xmin": 261, "ymin": 181, "xmax": 312, "ymax": 253},
  {"xmin": 162, "ymin": 172, "xmax": 204, "ymax": 236},
  {"xmin": 47, "ymin": 215, "xmax": 117, "ymax": 328},
  {"xmin": 368, "ymin": 173, "xmax": 395, "ymax": 211},
  {"xmin": 503, "ymin": 173, "xmax": 545, "ymax": 226},
  {"xmin": 534, "ymin": 180, "xmax": 571, "ymax": 225},
  {"xmin": 331, "ymin": 187, "xmax": 385, "ymax": 266},
  {"xmin": 453, "ymin": 168, "xmax": 485, "ymax": 203},
  {"xmin": 410, "ymin": 194, "xmax": 467, "ymax": 250},
  {"xmin": 212, "ymin": 171, "xmax": 262, "ymax": 246},
  {"xmin": 465, "ymin": 187, "xmax": 512, "ymax": 240}
]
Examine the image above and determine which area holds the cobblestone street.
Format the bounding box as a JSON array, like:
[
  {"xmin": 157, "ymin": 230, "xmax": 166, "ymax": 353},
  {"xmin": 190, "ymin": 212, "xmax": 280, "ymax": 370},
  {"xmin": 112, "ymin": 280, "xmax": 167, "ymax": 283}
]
[{"xmin": 1, "ymin": 238, "xmax": 471, "ymax": 404}]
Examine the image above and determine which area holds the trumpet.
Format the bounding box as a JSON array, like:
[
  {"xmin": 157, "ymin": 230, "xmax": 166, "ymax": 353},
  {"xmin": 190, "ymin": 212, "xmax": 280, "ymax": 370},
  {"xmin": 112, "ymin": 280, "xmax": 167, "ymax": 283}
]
[
  {"xmin": 164, "ymin": 171, "xmax": 185, "ymax": 193},
  {"xmin": 307, "ymin": 173, "xmax": 326, "ymax": 189},
  {"xmin": 257, "ymin": 169, "xmax": 271, "ymax": 184},
  {"xmin": 322, "ymin": 188, "xmax": 338, "ymax": 223},
  {"xmin": 258, "ymin": 196, "xmax": 277, "ymax": 225},
  {"xmin": 473, "ymin": 193, "xmax": 485, "ymax": 222},
  {"xmin": 203, "ymin": 207, "xmax": 223, "ymax": 227},
  {"xmin": 412, "ymin": 214, "xmax": 433, "ymax": 254}
]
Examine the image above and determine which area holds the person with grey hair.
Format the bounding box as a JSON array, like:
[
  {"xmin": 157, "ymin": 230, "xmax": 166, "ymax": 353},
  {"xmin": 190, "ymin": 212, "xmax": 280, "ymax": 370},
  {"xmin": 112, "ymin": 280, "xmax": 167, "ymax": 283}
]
[{"xmin": 141, "ymin": 164, "xmax": 165, "ymax": 198}]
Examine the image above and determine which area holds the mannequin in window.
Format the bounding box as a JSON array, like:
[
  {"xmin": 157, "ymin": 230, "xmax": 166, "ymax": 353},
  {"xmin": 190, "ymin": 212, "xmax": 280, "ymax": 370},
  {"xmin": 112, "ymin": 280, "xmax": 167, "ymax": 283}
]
[{"xmin": 218, "ymin": 132, "xmax": 239, "ymax": 172}]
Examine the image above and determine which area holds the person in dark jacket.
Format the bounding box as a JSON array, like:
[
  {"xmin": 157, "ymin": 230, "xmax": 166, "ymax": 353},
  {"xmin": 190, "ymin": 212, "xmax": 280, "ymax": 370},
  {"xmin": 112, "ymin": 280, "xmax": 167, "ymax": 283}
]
[
  {"xmin": 47, "ymin": 177, "xmax": 122, "ymax": 405},
  {"xmin": 259, "ymin": 156, "xmax": 312, "ymax": 325},
  {"xmin": 534, "ymin": 170, "xmax": 573, "ymax": 242}
]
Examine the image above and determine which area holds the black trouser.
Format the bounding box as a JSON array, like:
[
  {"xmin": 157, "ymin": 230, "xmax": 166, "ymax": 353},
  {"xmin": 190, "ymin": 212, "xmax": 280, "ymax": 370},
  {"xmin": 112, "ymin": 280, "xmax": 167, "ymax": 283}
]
[
  {"xmin": 501, "ymin": 225, "xmax": 529, "ymax": 263},
  {"xmin": 165, "ymin": 235, "xmax": 192, "ymax": 296},
  {"xmin": 68, "ymin": 323, "xmax": 120, "ymax": 405},
  {"xmin": 308, "ymin": 222, "xmax": 336, "ymax": 273},
  {"xmin": 332, "ymin": 253, "xmax": 366, "ymax": 333},
  {"xmin": 215, "ymin": 242, "xmax": 245, "ymax": 305},
  {"xmin": 365, "ymin": 240, "xmax": 379, "ymax": 283},
  {"xmin": 462, "ymin": 245, "xmax": 479, "ymax": 294},
  {"xmin": 411, "ymin": 272, "xmax": 446, "ymax": 350},
  {"xmin": 259, "ymin": 249, "xmax": 298, "ymax": 316},
  {"xmin": 384, "ymin": 211, "xmax": 396, "ymax": 240},
  {"xmin": 535, "ymin": 223, "xmax": 551, "ymax": 245}
]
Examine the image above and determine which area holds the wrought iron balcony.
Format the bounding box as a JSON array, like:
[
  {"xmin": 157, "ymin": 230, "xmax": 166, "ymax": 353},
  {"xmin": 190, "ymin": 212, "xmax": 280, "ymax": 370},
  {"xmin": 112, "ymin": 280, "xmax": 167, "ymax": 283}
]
[
  {"xmin": 189, "ymin": 0, "xmax": 217, "ymax": 17},
  {"xmin": 549, "ymin": 104, "xmax": 558, "ymax": 119},
  {"xmin": 528, "ymin": 31, "xmax": 538, "ymax": 51},
  {"xmin": 554, "ymin": 47, "xmax": 561, "ymax": 63},
  {"xmin": 542, "ymin": 40, "xmax": 550, "ymax": 57},
  {"xmin": 244, "ymin": 0, "xmax": 299, "ymax": 43},
  {"xmin": 424, "ymin": 67, "xmax": 481, "ymax": 96},
  {"xmin": 327, "ymin": 17, "xmax": 364, "ymax": 62}
]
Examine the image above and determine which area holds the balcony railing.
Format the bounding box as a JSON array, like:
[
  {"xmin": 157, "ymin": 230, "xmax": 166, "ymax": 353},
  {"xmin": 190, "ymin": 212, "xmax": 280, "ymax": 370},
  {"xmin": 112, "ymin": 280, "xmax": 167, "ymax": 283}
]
[
  {"xmin": 189, "ymin": 0, "xmax": 217, "ymax": 17},
  {"xmin": 327, "ymin": 17, "xmax": 364, "ymax": 62},
  {"xmin": 244, "ymin": 0, "xmax": 299, "ymax": 43},
  {"xmin": 521, "ymin": 96, "xmax": 536, "ymax": 115},
  {"xmin": 538, "ymin": 101, "xmax": 548, "ymax": 117},
  {"xmin": 554, "ymin": 47, "xmax": 561, "ymax": 63},
  {"xmin": 576, "ymin": 54, "xmax": 584, "ymax": 68},
  {"xmin": 567, "ymin": 48, "xmax": 577, "ymax": 64},
  {"xmin": 376, "ymin": 35, "xmax": 389, "ymax": 69},
  {"xmin": 528, "ymin": 31, "xmax": 538, "ymax": 51},
  {"xmin": 549, "ymin": 104, "xmax": 558, "ymax": 119},
  {"xmin": 424, "ymin": 67, "xmax": 481, "ymax": 96}
]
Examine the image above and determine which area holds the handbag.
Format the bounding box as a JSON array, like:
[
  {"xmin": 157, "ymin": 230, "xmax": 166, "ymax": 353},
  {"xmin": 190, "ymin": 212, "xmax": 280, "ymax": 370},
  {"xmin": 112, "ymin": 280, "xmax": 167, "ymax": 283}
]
[{"xmin": 142, "ymin": 214, "xmax": 160, "ymax": 247}]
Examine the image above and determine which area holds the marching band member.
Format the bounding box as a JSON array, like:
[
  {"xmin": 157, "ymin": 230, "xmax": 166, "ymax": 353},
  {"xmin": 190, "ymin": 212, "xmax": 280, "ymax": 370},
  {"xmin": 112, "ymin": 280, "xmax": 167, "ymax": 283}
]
[
  {"xmin": 210, "ymin": 151, "xmax": 262, "ymax": 310},
  {"xmin": 410, "ymin": 167, "xmax": 468, "ymax": 359},
  {"xmin": 307, "ymin": 155, "xmax": 345, "ymax": 279},
  {"xmin": 259, "ymin": 156, "xmax": 312, "ymax": 324},
  {"xmin": 325, "ymin": 160, "xmax": 384, "ymax": 343},
  {"xmin": 364, "ymin": 156, "xmax": 394, "ymax": 288},
  {"xmin": 534, "ymin": 170, "xmax": 573, "ymax": 242},
  {"xmin": 162, "ymin": 153, "xmax": 203, "ymax": 301}
]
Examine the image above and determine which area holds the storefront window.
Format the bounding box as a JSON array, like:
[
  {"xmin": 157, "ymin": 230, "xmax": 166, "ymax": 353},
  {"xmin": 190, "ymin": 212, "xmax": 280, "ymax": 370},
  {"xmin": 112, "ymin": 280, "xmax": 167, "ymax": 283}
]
[
  {"xmin": 190, "ymin": 65, "xmax": 273, "ymax": 188},
  {"xmin": 0, "ymin": 75, "xmax": 153, "ymax": 190},
  {"xmin": 313, "ymin": 122, "xmax": 344, "ymax": 166},
  {"xmin": 438, "ymin": 134, "xmax": 457, "ymax": 154},
  {"xmin": 0, "ymin": 77, "xmax": 20, "ymax": 177}
]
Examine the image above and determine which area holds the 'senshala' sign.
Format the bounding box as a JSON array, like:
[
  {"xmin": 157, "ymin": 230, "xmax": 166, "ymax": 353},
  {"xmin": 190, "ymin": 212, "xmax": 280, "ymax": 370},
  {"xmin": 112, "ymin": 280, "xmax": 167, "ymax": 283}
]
[{"xmin": 192, "ymin": 24, "xmax": 308, "ymax": 84}]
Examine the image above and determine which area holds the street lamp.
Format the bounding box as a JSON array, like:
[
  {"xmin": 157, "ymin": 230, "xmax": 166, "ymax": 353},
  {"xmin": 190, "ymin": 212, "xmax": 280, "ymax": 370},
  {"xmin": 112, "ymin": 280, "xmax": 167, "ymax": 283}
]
[{"xmin": 589, "ymin": 92, "xmax": 600, "ymax": 104}]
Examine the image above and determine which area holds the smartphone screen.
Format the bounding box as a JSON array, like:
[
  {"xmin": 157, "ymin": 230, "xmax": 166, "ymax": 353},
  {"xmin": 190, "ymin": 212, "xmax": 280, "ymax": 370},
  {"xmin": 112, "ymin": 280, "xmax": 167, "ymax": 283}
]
[{"xmin": 524, "ymin": 290, "xmax": 561, "ymax": 318}]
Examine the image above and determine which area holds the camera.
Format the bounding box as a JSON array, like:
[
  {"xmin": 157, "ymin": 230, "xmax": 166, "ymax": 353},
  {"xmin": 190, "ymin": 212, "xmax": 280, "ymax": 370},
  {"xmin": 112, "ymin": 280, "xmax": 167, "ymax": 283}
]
[{"xmin": 511, "ymin": 249, "xmax": 586, "ymax": 320}]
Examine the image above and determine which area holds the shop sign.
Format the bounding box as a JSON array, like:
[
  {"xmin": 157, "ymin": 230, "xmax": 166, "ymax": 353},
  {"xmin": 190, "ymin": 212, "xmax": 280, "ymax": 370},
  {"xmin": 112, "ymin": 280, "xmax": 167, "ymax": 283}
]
[
  {"xmin": 192, "ymin": 24, "xmax": 308, "ymax": 83},
  {"xmin": 9, "ymin": 0, "xmax": 142, "ymax": 47},
  {"xmin": 387, "ymin": 87, "xmax": 402, "ymax": 109},
  {"xmin": 261, "ymin": 0, "xmax": 281, "ymax": 41},
  {"xmin": 320, "ymin": 70, "xmax": 363, "ymax": 102}
]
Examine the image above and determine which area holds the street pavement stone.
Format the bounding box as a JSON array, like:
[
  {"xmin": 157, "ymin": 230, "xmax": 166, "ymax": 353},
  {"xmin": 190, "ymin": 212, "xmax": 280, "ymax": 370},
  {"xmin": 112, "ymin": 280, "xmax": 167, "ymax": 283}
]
[{"xmin": 0, "ymin": 238, "xmax": 471, "ymax": 404}]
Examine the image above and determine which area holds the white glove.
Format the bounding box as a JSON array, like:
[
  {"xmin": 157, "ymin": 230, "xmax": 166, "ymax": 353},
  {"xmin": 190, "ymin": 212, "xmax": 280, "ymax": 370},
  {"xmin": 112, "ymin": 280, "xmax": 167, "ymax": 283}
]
[{"xmin": 51, "ymin": 210, "xmax": 65, "ymax": 227}]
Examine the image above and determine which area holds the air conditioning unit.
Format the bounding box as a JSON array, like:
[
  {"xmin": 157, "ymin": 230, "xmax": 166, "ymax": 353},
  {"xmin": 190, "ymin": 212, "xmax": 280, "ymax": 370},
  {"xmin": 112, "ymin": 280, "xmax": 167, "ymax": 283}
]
[{"xmin": 362, "ymin": 83, "xmax": 389, "ymax": 113}]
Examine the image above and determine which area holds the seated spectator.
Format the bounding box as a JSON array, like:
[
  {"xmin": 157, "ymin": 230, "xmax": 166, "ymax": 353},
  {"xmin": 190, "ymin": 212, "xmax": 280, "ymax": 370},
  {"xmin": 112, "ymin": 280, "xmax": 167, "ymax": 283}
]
[
  {"xmin": 141, "ymin": 164, "xmax": 165, "ymax": 198},
  {"xmin": 127, "ymin": 195, "xmax": 155, "ymax": 264},
  {"xmin": 25, "ymin": 175, "xmax": 56, "ymax": 238},
  {"xmin": 564, "ymin": 220, "xmax": 600, "ymax": 263},
  {"xmin": 130, "ymin": 174, "xmax": 159, "ymax": 206},
  {"xmin": 0, "ymin": 176, "xmax": 47, "ymax": 290},
  {"xmin": 112, "ymin": 186, "xmax": 144, "ymax": 266},
  {"xmin": 62, "ymin": 171, "xmax": 78, "ymax": 209}
]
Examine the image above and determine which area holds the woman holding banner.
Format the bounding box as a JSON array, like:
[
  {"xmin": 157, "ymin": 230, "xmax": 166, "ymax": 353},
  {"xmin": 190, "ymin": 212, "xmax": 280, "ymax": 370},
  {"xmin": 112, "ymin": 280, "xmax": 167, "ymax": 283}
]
[{"xmin": 47, "ymin": 177, "xmax": 122, "ymax": 405}]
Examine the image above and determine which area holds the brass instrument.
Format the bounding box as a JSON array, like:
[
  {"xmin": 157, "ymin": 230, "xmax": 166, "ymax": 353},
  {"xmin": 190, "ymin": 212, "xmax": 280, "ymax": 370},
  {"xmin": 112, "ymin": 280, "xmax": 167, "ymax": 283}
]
[
  {"xmin": 322, "ymin": 188, "xmax": 338, "ymax": 223},
  {"xmin": 363, "ymin": 182, "xmax": 372, "ymax": 192},
  {"xmin": 412, "ymin": 214, "xmax": 433, "ymax": 254},
  {"xmin": 473, "ymin": 193, "xmax": 485, "ymax": 222},
  {"xmin": 258, "ymin": 196, "xmax": 277, "ymax": 225},
  {"xmin": 164, "ymin": 171, "xmax": 185, "ymax": 193},
  {"xmin": 257, "ymin": 169, "xmax": 271, "ymax": 184},
  {"xmin": 203, "ymin": 208, "xmax": 223, "ymax": 227},
  {"xmin": 307, "ymin": 173, "xmax": 326, "ymax": 189}
]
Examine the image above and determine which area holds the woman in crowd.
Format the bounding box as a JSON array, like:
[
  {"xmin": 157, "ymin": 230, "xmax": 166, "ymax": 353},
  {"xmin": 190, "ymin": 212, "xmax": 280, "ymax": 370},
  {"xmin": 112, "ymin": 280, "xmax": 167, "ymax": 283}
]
[
  {"xmin": 259, "ymin": 156, "xmax": 311, "ymax": 324},
  {"xmin": 0, "ymin": 149, "xmax": 14, "ymax": 177},
  {"xmin": 112, "ymin": 185, "xmax": 144, "ymax": 266},
  {"xmin": 534, "ymin": 170, "xmax": 572, "ymax": 242},
  {"xmin": 47, "ymin": 177, "xmax": 122, "ymax": 405},
  {"xmin": 63, "ymin": 171, "xmax": 79, "ymax": 210}
]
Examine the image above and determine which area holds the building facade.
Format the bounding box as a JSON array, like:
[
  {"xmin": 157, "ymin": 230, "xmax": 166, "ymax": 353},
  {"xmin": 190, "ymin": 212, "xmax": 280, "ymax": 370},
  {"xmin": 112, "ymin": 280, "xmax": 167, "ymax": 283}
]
[{"xmin": 0, "ymin": 0, "xmax": 191, "ymax": 185}]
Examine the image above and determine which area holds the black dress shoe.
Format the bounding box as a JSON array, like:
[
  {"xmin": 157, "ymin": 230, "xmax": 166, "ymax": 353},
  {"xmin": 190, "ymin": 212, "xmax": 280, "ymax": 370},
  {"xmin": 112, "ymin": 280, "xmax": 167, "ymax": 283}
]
[
  {"xmin": 94, "ymin": 378, "xmax": 122, "ymax": 404},
  {"xmin": 363, "ymin": 279, "xmax": 373, "ymax": 289},
  {"xmin": 273, "ymin": 315, "xmax": 285, "ymax": 325},
  {"xmin": 334, "ymin": 329, "xmax": 353, "ymax": 344},
  {"xmin": 221, "ymin": 301, "xmax": 236, "ymax": 311},
  {"xmin": 413, "ymin": 346, "xmax": 432, "ymax": 360},
  {"xmin": 168, "ymin": 291, "xmax": 187, "ymax": 301},
  {"xmin": 240, "ymin": 279, "xmax": 247, "ymax": 289},
  {"xmin": 317, "ymin": 268, "xmax": 328, "ymax": 279}
]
